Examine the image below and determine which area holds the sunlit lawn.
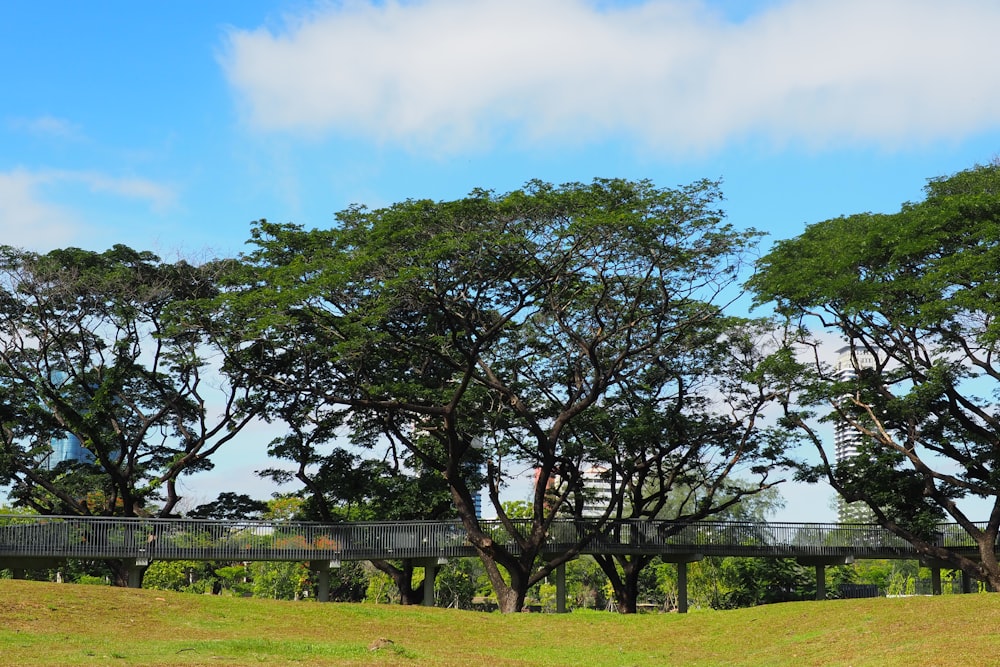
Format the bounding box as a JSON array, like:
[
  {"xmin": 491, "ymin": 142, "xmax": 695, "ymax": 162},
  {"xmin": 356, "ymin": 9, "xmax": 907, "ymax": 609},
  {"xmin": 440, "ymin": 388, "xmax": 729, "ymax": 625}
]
[{"xmin": 1, "ymin": 579, "xmax": 998, "ymax": 666}]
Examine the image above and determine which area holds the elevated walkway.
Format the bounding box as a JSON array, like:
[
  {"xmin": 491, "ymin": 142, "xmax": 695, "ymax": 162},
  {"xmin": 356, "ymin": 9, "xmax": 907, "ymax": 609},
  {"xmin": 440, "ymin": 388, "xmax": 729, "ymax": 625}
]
[{"xmin": 0, "ymin": 515, "xmax": 985, "ymax": 610}]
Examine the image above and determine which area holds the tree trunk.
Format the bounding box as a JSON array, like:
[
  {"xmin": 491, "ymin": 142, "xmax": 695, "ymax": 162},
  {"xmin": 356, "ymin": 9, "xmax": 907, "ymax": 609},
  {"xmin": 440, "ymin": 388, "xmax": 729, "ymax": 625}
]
[
  {"xmin": 370, "ymin": 559, "xmax": 424, "ymax": 605},
  {"xmin": 618, "ymin": 563, "xmax": 641, "ymax": 615},
  {"xmin": 446, "ymin": 476, "xmax": 534, "ymax": 613},
  {"xmin": 472, "ymin": 543, "xmax": 531, "ymax": 613},
  {"xmin": 977, "ymin": 537, "xmax": 1000, "ymax": 592},
  {"xmin": 106, "ymin": 559, "xmax": 136, "ymax": 588},
  {"xmin": 493, "ymin": 575, "xmax": 527, "ymax": 614},
  {"xmin": 595, "ymin": 553, "xmax": 653, "ymax": 614}
]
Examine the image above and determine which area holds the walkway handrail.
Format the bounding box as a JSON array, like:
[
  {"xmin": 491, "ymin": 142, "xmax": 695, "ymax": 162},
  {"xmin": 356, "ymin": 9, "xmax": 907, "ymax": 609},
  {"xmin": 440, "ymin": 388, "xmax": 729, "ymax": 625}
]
[{"xmin": 0, "ymin": 514, "xmax": 983, "ymax": 563}]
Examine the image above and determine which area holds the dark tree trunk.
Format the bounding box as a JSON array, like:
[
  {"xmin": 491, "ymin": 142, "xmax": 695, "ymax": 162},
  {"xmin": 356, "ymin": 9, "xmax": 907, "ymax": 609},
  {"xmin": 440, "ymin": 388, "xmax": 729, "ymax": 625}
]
[
  {"xmin": 594, "ymin": 553, "xmax": 653, "ymax": 614},
  {"xmin": 105, "ymin": 559, "xmax": 140, "ymax": 588},
  {"xmin": 446, "ymin": 469, "xmax": 535, "ymax": 613},
  {"xmin": 370, "ymin": 559, "xmax": 438, "ymax": 605},
  {"xmin": 494, "ymin": 574, "xmax": 527, "ymax": 614}
]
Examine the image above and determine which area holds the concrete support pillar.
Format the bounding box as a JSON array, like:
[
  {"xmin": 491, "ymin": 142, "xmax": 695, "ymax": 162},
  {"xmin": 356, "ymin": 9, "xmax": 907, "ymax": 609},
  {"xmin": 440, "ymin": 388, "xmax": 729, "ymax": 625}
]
[
  {"xmin": 797, "ymin": 555, "xmax": 852, "ymax": 602},
  {"xmin": 659, "ymin": 554, "xmax": 702, "ymax": 614},
  {"xmin": 543, "ymin": 555, "xmax": 576, "ymax": 613},
  {"xmin": 127, "ymin": 563, "xmax": 145, "ymax": 589},
  {"xmin": 316, "ymin": 566, "xmax": 331, "ymax": 602},
  {"xmin": 309, "ymin": 560, "xmax": 340, "ymax": 602},
  {"xmin": 556, "ymin": 562, "xmax": 567, "ymax": 614},
  {"xmin": 921, "ymin": 558, "xmax": 953, "ymax": 596},
  {"xmin": 931, "ymin": 567, "xmax": 942, "ymax": 596},
  {"xmin": 422, "ymin": 563, "xmax": 436, "ymax": 607},
  {"xmin": 411, "ymin": 557, "xmax": 446, "ymax": 608},
  {"xmin": 677, "ymin": 561, "xmax": 689, "ymax": 614}
]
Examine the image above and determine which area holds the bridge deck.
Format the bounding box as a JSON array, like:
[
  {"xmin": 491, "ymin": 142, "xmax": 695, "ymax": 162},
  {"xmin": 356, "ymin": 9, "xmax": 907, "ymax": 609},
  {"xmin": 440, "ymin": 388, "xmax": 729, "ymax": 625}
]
[{"xmin": 0, "ymin": 515, "xmax": 984, "ymax": 565}]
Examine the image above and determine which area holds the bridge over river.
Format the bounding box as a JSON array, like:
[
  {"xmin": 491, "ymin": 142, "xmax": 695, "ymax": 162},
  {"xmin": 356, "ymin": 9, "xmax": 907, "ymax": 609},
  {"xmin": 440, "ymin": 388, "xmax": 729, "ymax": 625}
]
[{"xmin": 0, "ymin": 515, "xmax": 985, "ymax": 611}]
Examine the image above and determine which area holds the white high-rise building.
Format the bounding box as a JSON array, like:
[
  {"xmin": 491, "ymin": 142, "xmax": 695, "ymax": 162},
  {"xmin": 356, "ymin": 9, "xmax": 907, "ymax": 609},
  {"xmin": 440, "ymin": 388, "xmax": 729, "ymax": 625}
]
[
  {"xmin": 833, "ymin": 346, "xmax": 877, "ymax": 462},
  {"xmin": 833, "ymin": 346, "xmax": 877, "ymax": 523},
  {"xmin": 580, "ymin": 466, "xmax": 613, "ymax": 518}
]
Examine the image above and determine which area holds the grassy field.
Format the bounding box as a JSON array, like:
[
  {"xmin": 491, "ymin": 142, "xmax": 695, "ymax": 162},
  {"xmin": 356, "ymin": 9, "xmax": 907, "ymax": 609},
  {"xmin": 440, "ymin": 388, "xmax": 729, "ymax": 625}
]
[{"xmin": 1, "ymin": 580, "xmax": 999, "ymax": 666}]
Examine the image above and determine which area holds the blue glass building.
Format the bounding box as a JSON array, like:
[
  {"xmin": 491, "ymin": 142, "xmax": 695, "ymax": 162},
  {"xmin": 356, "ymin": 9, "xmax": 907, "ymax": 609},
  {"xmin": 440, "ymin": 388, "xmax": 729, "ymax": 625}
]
[
  {"xmin": 39, "ymin": 433, "xmax": 93, "ymax": 471},
  {"xmin": 38, "ymin": 369, "xmax": 95, "ymax": 471}
]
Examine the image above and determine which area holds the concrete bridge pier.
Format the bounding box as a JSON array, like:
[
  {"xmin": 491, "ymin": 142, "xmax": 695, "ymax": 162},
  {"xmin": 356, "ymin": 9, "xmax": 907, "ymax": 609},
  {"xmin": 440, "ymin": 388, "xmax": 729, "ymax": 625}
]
[
  {"xmin": 542, "ymin": 555, "xmax": 573, "ymax": 613},
  {"xmin": 921, "ymin": 558, "xmax": 964, "ymax": 595},
  {"xmin": 309, "ymin": 560, "xmax": 341, "ymax": 602},
  {"xmin": 797, "ymin": 555, "xmax": 853, "ymax": 601},
  {"xmin": 414, "ymin": 557, "xmax": 448, "ymax": 607},
  {"xmin": 556, "ymin": 562, "xmax": 567, "ymax": 613},
  {"xmin": 127, "ymin": 555, "xmax": 151, "ymax": 589},
  {"xmin": 660, "ymin": 554, "xmax": 704, "ymax": 613},
  {"xmin": 127, "ymin": 564, "xmax": 144, "ymax": 588}
]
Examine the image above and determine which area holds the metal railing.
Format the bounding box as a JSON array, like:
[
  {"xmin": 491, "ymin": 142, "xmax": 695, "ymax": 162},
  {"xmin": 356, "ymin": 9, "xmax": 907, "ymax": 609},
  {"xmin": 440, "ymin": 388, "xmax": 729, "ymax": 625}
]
[
  {"xmin": 0, "ymin": 514, "xmax": 984, "ymax": 564},
  {"xmin": 0, "ymin": 516, "xmax": 472, "ymax": 563}
]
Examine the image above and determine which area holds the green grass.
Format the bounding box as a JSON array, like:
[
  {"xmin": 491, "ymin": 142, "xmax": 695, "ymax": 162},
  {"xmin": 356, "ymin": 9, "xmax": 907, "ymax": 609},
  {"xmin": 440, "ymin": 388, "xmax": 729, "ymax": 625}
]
[{"xmin": 2, "ymin": 579, "xmax": 998, "ymax": 666}]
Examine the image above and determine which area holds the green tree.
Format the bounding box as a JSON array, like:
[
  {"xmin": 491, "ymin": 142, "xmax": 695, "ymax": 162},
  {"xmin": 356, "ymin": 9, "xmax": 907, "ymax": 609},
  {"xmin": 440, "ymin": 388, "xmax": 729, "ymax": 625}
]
[
  {"xmin": 715, "ymin": 557, "xmax": 814, "ymax": 608},
  {"xmin": 667, "ymin": 553, "xmax": 814, "ymax": 611},
  {"xmin": 325, "ymin": 560, "xmax": 369, "ymax": 602},
  {"xmin": 750, "ymin": 162, "xmax": 1000, "ymax": 589},
  {"xmin": 214, "ymin": 564, "xmax": 251, "ymax": 596},
  {"xmin": 249, "ymin": 560, "xmax": 312, "ymax": 600},
  {"xmin": 433, "ymin": 558, "xmax": 482, "ymax": 609},
  {"xmin": 0, "ymin": 245, "xmax": 260, "ymax": 585},
  {"xmin": 188, "ymin": 492, "xmax": 269, "ymax": 521},
  {"xmin": 566, "ymin": 557, "xmax": 612, "ymax": 610},
  {"xmin": 577, "ymin": 318, "xmax": 791, "ymax": 613},
  {"xmin": 142, "ymin": 560, "xmax": 213, "ymax": 592},
  {"xmin": 261, "ymin": 445, "xmax": 461, "ymax": 605},
  {"xmin": 222, "ymin": 178, "xmax": 766, "ymax": 612},
  {"xmin": 623, "ymin": 487, "xmax": 784, "ymax": 611}
]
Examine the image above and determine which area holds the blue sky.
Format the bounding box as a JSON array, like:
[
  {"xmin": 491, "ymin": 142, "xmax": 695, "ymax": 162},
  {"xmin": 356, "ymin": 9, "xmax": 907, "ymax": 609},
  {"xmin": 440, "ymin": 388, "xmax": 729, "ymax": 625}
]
[{"xmin": 3, "ymin": 0, "xmax": 1000, "ymax": 521}]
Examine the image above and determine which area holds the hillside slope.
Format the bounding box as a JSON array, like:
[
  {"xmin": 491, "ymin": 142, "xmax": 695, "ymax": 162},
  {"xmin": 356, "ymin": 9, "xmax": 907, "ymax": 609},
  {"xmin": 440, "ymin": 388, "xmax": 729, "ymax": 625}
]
[{"xmin": 1, "ymin": 580, "xmax": 998, "ymax": 666}]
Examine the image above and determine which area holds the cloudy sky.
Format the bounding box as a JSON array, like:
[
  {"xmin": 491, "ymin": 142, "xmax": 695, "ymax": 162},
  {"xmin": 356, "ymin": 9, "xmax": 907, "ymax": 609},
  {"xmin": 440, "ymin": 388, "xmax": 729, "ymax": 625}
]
[{"xmin": 3, "ymin": 0, "xmax": 1000, "ymax": 520}]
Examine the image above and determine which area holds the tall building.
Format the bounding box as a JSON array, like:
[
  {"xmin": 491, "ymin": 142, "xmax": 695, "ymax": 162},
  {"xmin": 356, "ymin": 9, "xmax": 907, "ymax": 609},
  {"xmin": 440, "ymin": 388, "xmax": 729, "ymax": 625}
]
[
  {"xmin": 39, "ymin": 432, "xmax": 93, "ymax": 471},
  {"xmin": 535, "ymin": 464, "xmax": 613, "ymax": 518},
  {"xmin": 37, "ymin": 369, "xmax": 95, "ymax": 471},
  {"xmin": 473, "ymin": 487, "xmax": 483, "ymax": 519},
  {"xmin": 579, "ymin": 466, "xmax": 613, "ymax": 518},
  {"xmin": 833, "ymin": 346, "xmax": 877, "ymax": 523}
]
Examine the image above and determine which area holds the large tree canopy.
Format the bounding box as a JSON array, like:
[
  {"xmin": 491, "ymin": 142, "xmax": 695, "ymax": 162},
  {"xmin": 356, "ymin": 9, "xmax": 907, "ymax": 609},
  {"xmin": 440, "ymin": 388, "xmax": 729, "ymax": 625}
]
[
  {"xmin": 750, "ymin": 163, "xmax": 1000, "ymax": 588},
  {"xmin": 573, "ymin": 316, "xmax": 790, "ymax": 612},
  {"xmin": 224, "ymin": 177, "xmax": 781, "ymax": 612},
  {"xmin": 0, "ymin": 245, "xmax": 258, "ymax": 524}
]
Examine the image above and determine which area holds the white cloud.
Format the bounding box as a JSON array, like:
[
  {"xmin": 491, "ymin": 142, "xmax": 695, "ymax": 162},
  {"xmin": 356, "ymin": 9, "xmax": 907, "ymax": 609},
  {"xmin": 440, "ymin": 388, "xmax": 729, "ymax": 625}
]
[
  {"xmin": 72, "ymin": 171, "xmax": 176, "ymax": 214},
  {"xmin": 0, "ymin": 168, "xmax": 177, "ymax": 250},
  {"xmin": 7, "ymin": 115, "xmax": 85, "ymax": 141},
  {"xmin": 220, "ymin": 0, "xmax": 1000, "ymax": 154},
  {"xmin": 0, "ymin": 169, "xmax": 82, "ymax": 249}
]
